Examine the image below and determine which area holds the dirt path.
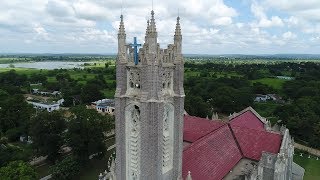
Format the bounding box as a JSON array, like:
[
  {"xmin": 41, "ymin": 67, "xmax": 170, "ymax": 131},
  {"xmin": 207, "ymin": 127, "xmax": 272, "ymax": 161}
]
[{"xmin": 294, "ymin": 143, "xmax": 320, "ymax": 157}]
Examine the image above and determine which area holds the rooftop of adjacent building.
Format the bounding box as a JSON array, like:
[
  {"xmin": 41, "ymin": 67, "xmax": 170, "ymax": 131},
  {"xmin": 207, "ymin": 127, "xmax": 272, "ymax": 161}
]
[
  {"xmin": 92, "ymin": 99, "xmax": 115, "ymax": 108},
  {"xmin": 182, "ymin": 107, "xmax": 283, "ymax": 180}
]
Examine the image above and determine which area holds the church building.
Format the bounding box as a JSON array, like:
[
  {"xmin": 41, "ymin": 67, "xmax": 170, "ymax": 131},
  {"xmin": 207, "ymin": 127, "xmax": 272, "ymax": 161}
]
[{"xmin": 112, "ymin": 10, "xmax": 305, "ymax": 180}]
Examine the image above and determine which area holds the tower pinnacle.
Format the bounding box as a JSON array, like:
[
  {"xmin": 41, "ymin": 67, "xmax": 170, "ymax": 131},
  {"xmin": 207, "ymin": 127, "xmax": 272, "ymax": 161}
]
[
  {"xmin": 175, "ymin": 16, "xmax": 181, "ymax": 37},
  {"xmin": 149, "ymin": 10, "xmax": 157, "ymax": 34},
  {"xmin": 174, "ymin": 16, "xmax": 182, "ymax": 56},
  {"xmin": 145, "ymin": 20, "xmax": 150, "ymax": 35},
  {"xmin": 118, "ymin": 14, "xmax": 126, "ymax": 37}
]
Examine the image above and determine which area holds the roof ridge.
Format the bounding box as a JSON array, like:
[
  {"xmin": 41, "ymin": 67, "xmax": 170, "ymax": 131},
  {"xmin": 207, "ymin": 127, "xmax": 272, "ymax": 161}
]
[
  {"xmin": 229, "ymin": 107, "xmax": 267, "ymax": 124},
  {"xmin": 228, "ymin": 124, "xmax": 244, "ymax": 157},
  {"xmin": 185, "ymin": 115, "xmax": 224, "ymax": 123},
  {"xmin": 230, "ymin": 124, "xmax": 282, "ymax": 136}
]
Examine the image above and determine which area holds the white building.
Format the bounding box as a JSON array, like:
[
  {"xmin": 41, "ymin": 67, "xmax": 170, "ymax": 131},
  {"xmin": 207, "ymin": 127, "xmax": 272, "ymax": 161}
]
[{"xmin": 27, "ymin": 99, "xmax": 64, "ymax": 112}]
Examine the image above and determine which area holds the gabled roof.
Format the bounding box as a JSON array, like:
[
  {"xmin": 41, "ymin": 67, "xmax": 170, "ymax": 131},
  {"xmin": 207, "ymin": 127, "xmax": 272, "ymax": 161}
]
[
  {"xmin": 183, "ymin": 115, "xmax": 225, "ymax": 143},
  {"xmin": 182, "ymin": 107, "xmax": 283, "ymax": 180},
  {"xmin": 182, "ymin": 125, "xmax": 242, "ymax": 180},
  {"xmin": 230, "ymin": 107, "xmax": 266, "ymax": 131},
  {"xmin": 231, "ymin": 125, "xmax": 282, "ymax": 161}
]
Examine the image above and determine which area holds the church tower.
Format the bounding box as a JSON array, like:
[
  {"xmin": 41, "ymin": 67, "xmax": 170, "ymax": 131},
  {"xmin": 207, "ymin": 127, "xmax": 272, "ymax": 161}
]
[{"xmin": 114, "ymin": 11, "xmax": 185, "ymax": 180}]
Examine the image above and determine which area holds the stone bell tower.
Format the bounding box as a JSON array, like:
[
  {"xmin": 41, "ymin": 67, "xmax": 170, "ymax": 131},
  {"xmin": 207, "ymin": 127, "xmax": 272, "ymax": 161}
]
[{"xmin": 114, "ymin": 11, "xmax": 185, "ymax": 180}]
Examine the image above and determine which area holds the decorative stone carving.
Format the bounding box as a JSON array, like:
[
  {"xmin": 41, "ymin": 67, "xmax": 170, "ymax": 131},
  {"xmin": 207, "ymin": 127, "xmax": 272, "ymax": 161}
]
[
  {"xmin": 127, "ymin": 68, "xmax": 141, "ymax": 94},
  {"xmin": 162, "ymin": 104, "xmax": 174, "ymax": 173},
  {"xmin": 126, "ymin": 105, "xmax": 141, "ymax": 179},
  {"xmin": 161, "ymin": 70, "xmax": 173, "ymax": 94}
]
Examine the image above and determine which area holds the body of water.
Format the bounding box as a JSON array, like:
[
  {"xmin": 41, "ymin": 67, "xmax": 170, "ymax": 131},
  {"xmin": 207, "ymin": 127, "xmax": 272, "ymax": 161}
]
[{"xmin": 0, "ymin": 61, "xmax": 91, "ymax": 70}]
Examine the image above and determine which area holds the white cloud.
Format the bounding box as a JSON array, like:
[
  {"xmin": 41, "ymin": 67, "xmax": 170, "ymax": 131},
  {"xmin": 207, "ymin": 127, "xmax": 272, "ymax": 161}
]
[
  {"xmin": 250, "ymin": 1, "xmax": 284, "ymax": 28},
  {"xmin": 285, "ymin": 16, "xmax": 299, "ymax": 27},
  {"xmin": 73, "ymin": 0, "xmax": 112, "ymax": 21},
  {"xmin": 282, "ymin": 31, "xmax": 297, "ymax": 40},
  {"xmin": 212, "ymin": 17, "xmax": 233, "ymax": 26},
  {"xmin": 46, "ymin": 0, "xmax": 74, "ymax": 17},
  {"xmin": 0, "ymin": 0, "xmax": 319, "ymax": 54},
  {"xmin": 262, "ymin": 0, "xmax": 320, "ymax": 37}
]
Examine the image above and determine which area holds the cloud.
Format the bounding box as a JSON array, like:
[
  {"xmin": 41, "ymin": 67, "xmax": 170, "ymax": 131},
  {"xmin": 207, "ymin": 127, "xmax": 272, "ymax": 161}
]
[
  {"xmin": 73, "ymin": 0, "xmax": 112, "ymax": 21},
  {"xmin": 0, "ymin": 0, "xmax": 319, "ymax": 54},
  {"xmin": 282, "ymin": 31, "xmax": 297, "ymax": 40},
  {"xmin": 212, "ymin": 17, "xmax": 233, "ymax": 26},
  {"xmin": 262, "ymin": 0, "xmax": 320, "ymax": 36},
  {"xmin": 250, "ymin": 1, "xmax": 284, "ymax": 28},
  {"xmin": 46, "ymin": 0, "xmax": 74, "ymax": 17}
]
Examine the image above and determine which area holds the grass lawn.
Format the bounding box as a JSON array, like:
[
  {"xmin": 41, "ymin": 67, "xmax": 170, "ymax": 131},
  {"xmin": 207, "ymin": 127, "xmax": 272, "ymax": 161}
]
[
  {"xmin": 251, "ymin": 78, "xmax": 287, "ymax": 90},
  {"xmin": 294, "ymin": 153, "xmax": 320, "ymax": 180}
]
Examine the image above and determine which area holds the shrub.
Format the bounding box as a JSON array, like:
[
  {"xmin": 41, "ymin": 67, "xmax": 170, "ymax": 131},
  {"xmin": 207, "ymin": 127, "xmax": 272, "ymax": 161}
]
[
  {"xmin": 5, "ymin": 128, "xmax": 22, "ymax": 142},
  {"xmin": 50, "ymin": 156, "xmax": 81, "ymax": 180}
]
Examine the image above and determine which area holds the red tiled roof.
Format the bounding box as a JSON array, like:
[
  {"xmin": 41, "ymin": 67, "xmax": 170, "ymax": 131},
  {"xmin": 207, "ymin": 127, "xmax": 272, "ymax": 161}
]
[
  {"xmin": 183, "ymin": 115, "xmax": 225, "ymax": 143},
  {"xmin": 231, "ymin": 125, "xmax": 282, "ymax": 161},
  {"xmin": 230, "ymin": 110, "xmax": 264, "ymax": 130},
  {"xmin": 182, "ymin": 108, "xmax": 283, "ymax": 180},
  {"xmin": 182, "ymin": 125, "xmax": 242, "ymax": 180}
]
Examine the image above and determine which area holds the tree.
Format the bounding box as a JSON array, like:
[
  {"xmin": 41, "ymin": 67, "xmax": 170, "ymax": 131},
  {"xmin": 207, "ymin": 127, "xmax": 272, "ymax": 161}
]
[
  {"xmin": 0, "ymin": 161, "xmax": 37, "ymax": 180},
  {"xmin": 29, "ymin": 111, "xmax": 66, "ymax": 162},
  {"xmin": 210, "ymin": 86, "xmax": 237, "ymax": 113},
  {"xmin": 0, "ymin": 70, "xmax": 28, "ymax": 86},
  {"xmin": 0, "ymin": 95, "xmax": 34, "ymax": 135},
  {"xmin": 67, "ymin": 106, "xmax": 111, "ymax": 163},
  {"xmin": 0, "ymin": 89, "xmax": 9, "ymax": 98},
  {"xmin": 49, "ymin": 156, "xmax": 80, "ymax": 180},
  {"xmin": 81, "ymin": 83, "xmax": 104, "ymax": 103},
  {"xmin": 56, "ymin": 73, "xmax": 71, "ymax": 83},
  {"xmin": 0, "ymin": 145, "xmax": 33, "ymax": 167},
  {"xmin": 29, "ymin": 73, "xmax": 47, "ymax": 83},
  {"xmin": 185, "ymin": 95, "xmax": 210, "ymax": 118}
]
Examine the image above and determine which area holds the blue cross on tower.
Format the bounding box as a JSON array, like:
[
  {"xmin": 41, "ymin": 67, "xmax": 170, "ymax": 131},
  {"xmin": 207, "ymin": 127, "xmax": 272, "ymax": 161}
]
[{"xmin": 129, "ymin": 37, "xmax": 141, "ymax": 65}]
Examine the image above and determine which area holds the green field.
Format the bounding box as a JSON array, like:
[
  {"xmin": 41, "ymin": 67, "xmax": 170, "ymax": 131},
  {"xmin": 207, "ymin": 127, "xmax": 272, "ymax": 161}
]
[
  {"xmin": 0, "ymin": 67, "xmax": 46, "ymax": 75},
  {"xmin": 185, "ymin": 69, "xmax": 243, "ymax": 78},
  {"xmin": 251, "ymin": 78, "xmax": 287, "ymax": 90},
  {"xmin": 294, "ymin": 153, "xmax": 320, "ymax": 180},
  {"xmin": 1, "ymin": 66, "xmax": 116, "ymax": 99}
]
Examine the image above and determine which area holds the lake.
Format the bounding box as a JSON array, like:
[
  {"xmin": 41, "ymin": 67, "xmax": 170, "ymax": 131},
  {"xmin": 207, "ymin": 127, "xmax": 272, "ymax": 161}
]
[{"xmin": 0, "ymin": 61, "xmax": 92, "ymax": 70}]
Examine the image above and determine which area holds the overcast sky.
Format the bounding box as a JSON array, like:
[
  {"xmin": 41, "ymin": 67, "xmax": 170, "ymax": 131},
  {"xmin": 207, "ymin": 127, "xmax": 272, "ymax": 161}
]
[{"xmin": 0, "ymin": 0, "xmax": 319, "ymax": 54}]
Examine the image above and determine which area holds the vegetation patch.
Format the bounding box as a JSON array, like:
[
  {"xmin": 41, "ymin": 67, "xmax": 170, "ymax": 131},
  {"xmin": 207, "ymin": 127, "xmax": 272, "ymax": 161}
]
[
  {"xmin": 251, "ymin": 78, "xmax": 287, "ymax": 90},
  {"xmin": 294, "ymin": 153, "xmax": 320, "ymax": 180}
]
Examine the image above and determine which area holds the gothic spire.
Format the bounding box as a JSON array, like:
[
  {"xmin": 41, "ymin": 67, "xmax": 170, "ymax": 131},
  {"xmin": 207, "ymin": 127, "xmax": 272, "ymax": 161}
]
[
  {"xmin": 149, "ymin": 10, "xmax": 157, "ymax": 34},
  {"xmin": 175, "ymin": 16, "xmax": 182, "ymax": 37},
  {"xmin": 118, "ymin": 14, "xmax": 126, "ymax": 37},
  {"xmin": 174, "ymin": 16, "xmax": 182, "ymax": 56}
]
